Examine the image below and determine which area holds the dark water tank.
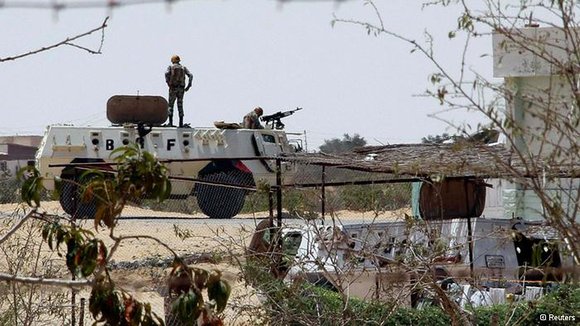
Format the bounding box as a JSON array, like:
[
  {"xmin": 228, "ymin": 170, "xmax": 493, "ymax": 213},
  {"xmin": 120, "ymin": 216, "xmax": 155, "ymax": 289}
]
[
  {"xmin": 106, "ymin": 95, "xmax": 168, "ymax": 125},
  {"xmin": 419, "ymin": 178, "xmax": 487, "ymax": 220}
]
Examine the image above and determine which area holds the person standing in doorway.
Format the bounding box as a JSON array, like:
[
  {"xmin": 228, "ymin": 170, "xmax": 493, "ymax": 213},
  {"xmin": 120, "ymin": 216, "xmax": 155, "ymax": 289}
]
[{"xmin": 165, "ymin": 55, "xmax": 193, "ymax": 127}]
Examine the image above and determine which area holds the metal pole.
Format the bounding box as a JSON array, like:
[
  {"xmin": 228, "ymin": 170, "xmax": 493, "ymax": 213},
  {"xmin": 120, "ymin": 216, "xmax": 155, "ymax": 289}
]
[
  {"xmin": 268, "ymin": 185, "xmax": 274, "ymax": 248},
  {"xmin": 79, "ymin": 298, "xmax": 85, "ymax": 326},
  {"xmin": 71, "ymin": 192, "xmax": 77, "ymax": 326},
  {"xmin": 71, "ymin": 288, "xmax": 76, "ymax": 326},
  {"xmin": 467, "ymin": 216, "xmax": 475, "ymax": 281},
  {"xmin": 268, "ymin": 188, "xmax": 274, "ymax": 257},
  {"xmin": 268, "ymin": 191, "xmax": 274, "ymax": 219},
  {"xmin": 275, "ymin": 159, "xmax": 283, "ymax": 271},
  {"xmin": 321, "ymin": 165, "xmax": 326, "ymax": 224},
  {"xmin": 276, "ymin": 159, "xmax": 282, "ymax": 228},
  {"xmin": 464, "ymin": 179, "xmax": 475, "ymax": 281}
]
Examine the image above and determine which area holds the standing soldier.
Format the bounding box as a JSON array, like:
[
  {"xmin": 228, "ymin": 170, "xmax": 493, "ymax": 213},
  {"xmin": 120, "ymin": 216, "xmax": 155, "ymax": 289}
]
[{"xmin": 165, "ymin": 55, "xmax": 193, "ymax": 127}]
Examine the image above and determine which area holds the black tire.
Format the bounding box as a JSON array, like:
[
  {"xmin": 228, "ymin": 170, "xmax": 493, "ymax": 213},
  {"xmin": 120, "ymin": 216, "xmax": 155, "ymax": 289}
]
[
  {"xmin": 59, "ymin": 171, "xmax": 97, "ymax": 219},
  {"xmin": 195, "ymin": 171, "xmax": 249, "ymax": 219}
]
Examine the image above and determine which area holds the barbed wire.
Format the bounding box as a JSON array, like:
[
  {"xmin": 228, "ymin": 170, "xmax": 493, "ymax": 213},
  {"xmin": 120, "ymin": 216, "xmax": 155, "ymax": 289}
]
[
  {"xmin": 0, "ymin": 16, "xmax": 108, "ymax": 62},
  {"xmin": 0, "ymin": 0, "xmax": 352, "ymax": 11}
]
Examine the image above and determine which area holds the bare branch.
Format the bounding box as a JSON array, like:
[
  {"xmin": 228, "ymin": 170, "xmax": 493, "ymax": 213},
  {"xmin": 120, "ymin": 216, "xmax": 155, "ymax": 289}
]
[
  {"xmin": 107, "ymin": 233, "xmax": 180, "ymax": 263},
  {"xmin": 0, "ymin": 272, "xmax": 92, "ymax": 289},
  {"xmin": 0, "ymin": 16, "xmax": 109, "ymax": 62},
  {"xmin": 0, "ymin": 210, "xmax": 36, "ymax": 245}
]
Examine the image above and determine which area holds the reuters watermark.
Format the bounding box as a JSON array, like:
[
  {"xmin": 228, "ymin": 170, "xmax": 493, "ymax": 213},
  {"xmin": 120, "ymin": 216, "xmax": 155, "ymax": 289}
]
[{"xmin": 539, "ymin": 313, "xmax": 576, "ymax": 322}]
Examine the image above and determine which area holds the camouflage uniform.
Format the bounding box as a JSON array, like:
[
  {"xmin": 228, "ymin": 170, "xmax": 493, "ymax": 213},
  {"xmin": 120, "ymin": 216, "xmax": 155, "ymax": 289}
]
[
  {"xmin": 243, "ymin": 109, "xmax": 263, "ymax": 129},
  {"xmin": 165, "ymin": 62, "xmax": 193, "ymax": 127}
]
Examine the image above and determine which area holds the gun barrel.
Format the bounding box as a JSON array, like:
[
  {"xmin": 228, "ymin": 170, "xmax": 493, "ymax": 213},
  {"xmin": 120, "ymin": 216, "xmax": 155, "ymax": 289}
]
[
  {"xmin": 261, "ymin": 112, "xmax": 282, "ymax": 121},
  {"xmin": 261, "ymin": 107, "xmax": 302, "ymax": 122}
]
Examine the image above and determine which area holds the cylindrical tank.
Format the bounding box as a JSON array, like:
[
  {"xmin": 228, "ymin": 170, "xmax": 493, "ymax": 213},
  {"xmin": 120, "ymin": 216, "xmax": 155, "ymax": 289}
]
[
  {"xmin": 106, "ymin": 95, "xmax": 168, "ymax": 125},
  {"xmin": 419, "ymin": 178, "xmax": 486, "ymax": 220}
]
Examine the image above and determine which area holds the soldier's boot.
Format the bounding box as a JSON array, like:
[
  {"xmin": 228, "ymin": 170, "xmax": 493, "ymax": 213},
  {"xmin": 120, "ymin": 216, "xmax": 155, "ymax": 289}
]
[
  {"xmin": 179, "ymin": 115, "xmax": 184, "ymax": 128},
  {"xmin": 166, "ymin": 114, "xmax": 174, "ymax": 127}
]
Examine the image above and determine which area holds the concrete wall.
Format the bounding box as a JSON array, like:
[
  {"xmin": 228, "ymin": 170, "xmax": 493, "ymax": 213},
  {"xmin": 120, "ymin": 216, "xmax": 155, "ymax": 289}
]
[{"xmin": 0, "ymin": 135, "xmax": 42, "ymax": 147}]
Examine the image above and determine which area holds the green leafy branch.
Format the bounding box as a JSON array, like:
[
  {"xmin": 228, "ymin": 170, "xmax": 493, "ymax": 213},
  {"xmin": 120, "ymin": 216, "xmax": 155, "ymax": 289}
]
[
  {"xmin": 167, "ymin": 259, "xmax": 231, "ymax": 325},
  {"xmin": 89, "ymin": 275, "xmax": 165, "ymax": 326},
  {"xmin": 82, "ymin": 144, "xmax": 172, "ymax": 230}
]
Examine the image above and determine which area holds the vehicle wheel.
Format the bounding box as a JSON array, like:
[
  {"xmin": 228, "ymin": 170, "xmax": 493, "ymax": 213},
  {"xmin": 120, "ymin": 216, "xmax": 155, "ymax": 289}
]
[
  {"xmin": 195, "ymin": 171, "xmax": 250, "ymax": 219},
  {"xmin": 59, "ymin": 172, "xmax": 97, "ymax": 219}
]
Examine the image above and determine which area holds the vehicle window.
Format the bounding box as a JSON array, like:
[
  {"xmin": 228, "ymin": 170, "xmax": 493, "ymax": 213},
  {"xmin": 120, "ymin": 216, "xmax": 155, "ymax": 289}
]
[
  {"xmin": 262, "ymin": 229, "xmax": 271, "ymax": 243},
  {"xmin": 262, "ymin": 134, "xmax": 276, "ymax": 143},
  {"xmin": 282, "ymin": 232, "xmax": 303, "ymax": 256}
]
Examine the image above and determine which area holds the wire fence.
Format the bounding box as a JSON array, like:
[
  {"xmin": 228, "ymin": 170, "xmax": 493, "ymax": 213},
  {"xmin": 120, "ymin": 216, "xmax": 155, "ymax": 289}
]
[
  {"xmin": 0, "ymin": 158, "xmax": 568, "ymax": 325},
  {"xmin": 0, "ymin": 162, "xmax": 411, "ymax": 221},
  {"xmin": 0, "ymin": 160, "xmax": 415, "ymax": 325}
]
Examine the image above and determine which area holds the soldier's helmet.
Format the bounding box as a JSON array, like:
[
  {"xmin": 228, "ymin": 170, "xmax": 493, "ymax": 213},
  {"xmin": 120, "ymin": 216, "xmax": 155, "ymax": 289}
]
[{"xmin": 171, "ymin": 55, "xmax": 181, "ymax": 63}]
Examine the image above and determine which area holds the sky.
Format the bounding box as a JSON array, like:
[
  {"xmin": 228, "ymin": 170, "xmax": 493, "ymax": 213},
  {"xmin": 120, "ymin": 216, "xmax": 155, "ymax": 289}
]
[{"xmin": 0, "ymin": 0, "xmax": 495, "ymax": 150}]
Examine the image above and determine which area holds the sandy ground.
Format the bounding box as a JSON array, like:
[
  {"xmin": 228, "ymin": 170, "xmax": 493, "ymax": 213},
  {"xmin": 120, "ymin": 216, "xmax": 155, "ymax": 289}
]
[{"xmin": 0, "ymin": 201, "xmax": 409, "ymax": 325}]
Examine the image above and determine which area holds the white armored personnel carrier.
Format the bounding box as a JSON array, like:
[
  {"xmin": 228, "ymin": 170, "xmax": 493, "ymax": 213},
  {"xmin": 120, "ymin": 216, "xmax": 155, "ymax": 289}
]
[{"xmin": 35, "ymin": 95, "xmax": 301, "ymax": 219}]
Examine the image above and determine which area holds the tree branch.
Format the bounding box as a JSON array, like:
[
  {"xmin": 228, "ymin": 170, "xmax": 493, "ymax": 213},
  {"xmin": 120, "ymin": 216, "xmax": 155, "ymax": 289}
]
[
  {"xmin": 107, "ymin": 233, "xmax": 180, "ymax": 264},
  {"xmin": 0, "ymin": 210, "xmax": 35, "ymax": 245},
  {"xmin": 0, "ymin": 272, "xmax": 92, "ymax": 289},
  {"xmin": 0, "ymin": 16, "xmax": 109, "ymax": 62}
]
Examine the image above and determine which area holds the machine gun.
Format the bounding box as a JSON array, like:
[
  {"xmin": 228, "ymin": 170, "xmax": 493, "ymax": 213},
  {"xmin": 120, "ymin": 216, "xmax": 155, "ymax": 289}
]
[{"xmin": 261, "ymin": 107, "xmax": 303, "ymax": 130}]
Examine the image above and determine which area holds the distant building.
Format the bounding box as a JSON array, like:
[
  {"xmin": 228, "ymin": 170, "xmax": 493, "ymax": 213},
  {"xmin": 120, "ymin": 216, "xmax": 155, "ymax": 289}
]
[
  {"xmin": 491, "ymin": 27, "xmax": 580, "ymax": 222},
  {"xmin": 0, "ymin": 135, "xmax": 42, "ymax": 148},
  {"xmin": 0, "ymin": 136, "xmax": 42, "ymax": 177}
]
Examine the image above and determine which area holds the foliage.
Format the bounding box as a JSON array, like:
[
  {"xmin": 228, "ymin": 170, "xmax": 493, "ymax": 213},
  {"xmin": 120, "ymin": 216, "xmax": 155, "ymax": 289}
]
[
  {"xmin": 40, "ymin": 221, "xmax": 106, "ymax": 277},
  {"xmin": 243, "ymin": 257, "xmax": 580, "ymax": 326},
  {"xmin": 391, "ymin": 0, "xmax": 580, "ymax": 261},
  {"xmin": 470, "ymin": 285, "xmax": 580, "ymax": 326},
  {"xmin": 241, "ymin": 185, "xmax": 321, "ymax": 218},
  {"xmin": 421, "ymin": 133, "xmax": 453, "ymax": 144},
  {"xmin": 422, "ymin": 129, "xmax": 500, "ymax": 145},
  {"xmin": 0, "ymin": 218, "xmax": 70, "ymax": 325},
  {"xmin": 14, "ymin": 145, "xmax": 172, "ymax": 325},
  {"xmin": 242, "ymin": 182, "xmax": 411, "ymax": 218},
  {"xmin": 89, "ymin": 278, "xmax": 164, "ymax": 326},
  {"xmin": 319, "ymin": 133, "xmax": 367, "ymax": 154},
  {"xmin": 340, "ymin": 183, "xmax": 411, "ymax": 214},
  {"xmin": 17, "ymin": 165, "xmax": 45, "ymax": 208},
  {"xmin": 332, "ymin": 8, "xmax": 580, "ymax": 324},
  {"xmin": 242, "ymin": 261, "xmax": 452, "ymax": 326},
  {"xmin": 241, "ymin": 190, "xmax": 270, "ymax": 214},
  {"xmin": 282, "ymin": 188, "xmax": 320, "ymax": 219},
  {"xmin": 9, "ymin": 145, "xmax": 231, "ymax": 325},
  {"xmin": 166, "ymin": 260, "xmax": 231, "ymax": 325},
  {"xmin": 1, "ymin": 171, "xmax": 51, "ymax": 205},
  {"xmin": 82, "ymin": 144, "xmax": 172, "ymax": 229}
]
